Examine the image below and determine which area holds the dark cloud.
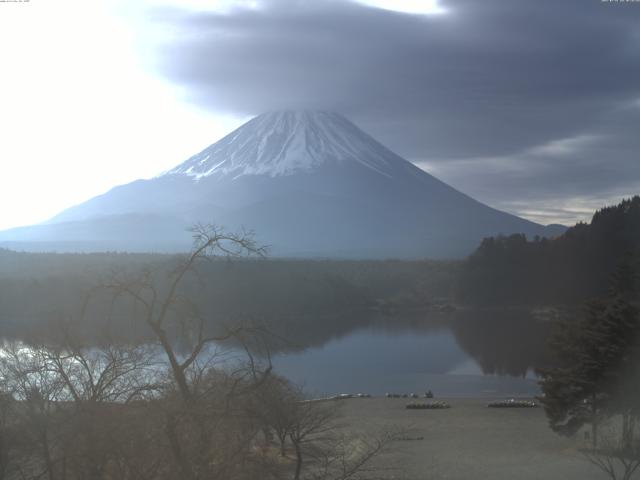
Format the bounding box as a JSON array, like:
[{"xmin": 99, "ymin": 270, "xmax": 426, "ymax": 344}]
[
  {"xmin": 419, "ymin": 104, "xmax": 640, "ymax": 224},
  {"xmin": 143, "ymin": 0, "xmax": 640, "ymax": 223}
]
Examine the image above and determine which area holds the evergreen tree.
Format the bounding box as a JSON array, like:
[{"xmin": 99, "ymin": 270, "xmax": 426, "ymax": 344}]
[
  {"xmin": 458, "ymin": 195, "xmax": 640, "ymax": 305},
  {"xmin": 538, "ymin": 300, "xmax": 609, "ymax": 448},
  {"xmin": 538, "ymin": 262, "xmax": 640, "ymax": 449}
]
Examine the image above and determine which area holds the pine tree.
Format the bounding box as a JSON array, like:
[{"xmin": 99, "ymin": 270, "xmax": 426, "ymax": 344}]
[
  {"xmin": 538, "ymin": 261, "xmax": 640, "ymax": 449},
  {"xmin": 538, "ymin": 300, "xmax": 609, "ymax": 448}
]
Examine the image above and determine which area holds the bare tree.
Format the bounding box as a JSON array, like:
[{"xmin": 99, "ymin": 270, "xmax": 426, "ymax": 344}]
[
  {"xmin": 582, "ymin": 423, "xmax": 640, "ymax": 480},
  {"xmin": 98, "ymin": 224, "xmax": 273, "ymax": 480},
  {"xmin": 289, "ymin": 400, "xmax": 343, "ymax": 480},
  {"xmin": 289, "ymin": 400, "xmax": 404, "ymax": 480},
  {"xmin": 0, "ymin": 332, "xmax": 164, "ymax": 480},
  {"xmin": 0, "ymin": 343, "xmax": 66, "ymax": 480},
  {"xmin": 40, "ymin": 325, "xmax": 161, "ymax": 406},
  {"xmin": 311, "ymin": 427, "xmax": 405, "ymax": 480},
  {"xmin": 103, "ymin": 224, "xmax": 268, "ymax": 402},
  {"xmin": 0, "ymin": 391, "xmax": 19, "ymax": 480},
  {"xmin": 49, "ymin": 332, "xmax": 161, "ymax": 479},
  {"xmin": 248, "ymin": 374, "xmax": 299, "ymax": 457}
]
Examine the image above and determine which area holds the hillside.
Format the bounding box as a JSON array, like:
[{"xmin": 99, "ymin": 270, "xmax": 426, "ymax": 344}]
[{"xmin": 457, "ymin": 196, "xmax": 640, "ymax": 305}]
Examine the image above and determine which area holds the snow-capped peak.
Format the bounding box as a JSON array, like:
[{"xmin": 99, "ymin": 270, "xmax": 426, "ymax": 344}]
[{"xmin": 162, "ymin": 110, "xmax": 403, "ymax": 180}]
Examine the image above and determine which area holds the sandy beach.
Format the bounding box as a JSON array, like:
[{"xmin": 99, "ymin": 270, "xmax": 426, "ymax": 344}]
[{"xmin": 339, "ymin": 397, "xmax": 602, "ymax": 480}]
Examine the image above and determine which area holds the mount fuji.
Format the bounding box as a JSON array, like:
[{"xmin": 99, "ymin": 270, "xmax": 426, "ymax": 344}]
[{"xmin": 0, "ymin": 111, "xmax": 564, "ymax": 258}]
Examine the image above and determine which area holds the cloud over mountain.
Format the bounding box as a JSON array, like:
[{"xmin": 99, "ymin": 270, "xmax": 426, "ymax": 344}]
[{"xmin": 139, "ymin": 0, "xmax": 640, "ymax": 223}]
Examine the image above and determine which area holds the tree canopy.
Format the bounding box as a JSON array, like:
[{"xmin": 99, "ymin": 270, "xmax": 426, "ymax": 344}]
[{"xmin": 458, "ymin": 196, "xmax": 640, "ymax": 305}]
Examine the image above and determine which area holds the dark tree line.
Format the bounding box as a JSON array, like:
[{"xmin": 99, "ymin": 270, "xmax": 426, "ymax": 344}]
[
  {"xmin": 0, "ymin": 248, "xmax": 457, "ymax": 345},
  {"xmin": 457, "ymin": 196, "xmax": 640, "ymax": 306}
]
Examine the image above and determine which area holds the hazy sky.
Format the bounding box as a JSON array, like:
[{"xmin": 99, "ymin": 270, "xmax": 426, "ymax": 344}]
[{"xmin": 1, "ymin": 0, "xmax": 639, "ymax": 230}]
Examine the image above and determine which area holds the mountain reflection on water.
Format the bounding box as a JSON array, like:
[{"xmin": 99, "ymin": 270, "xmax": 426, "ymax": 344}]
[
  {"xmin": 1, "ymin": 307, "xmax": 552, "ymax": 398},
  {"xmin": 266, "ymin": 309, "xmax": 551, "ymax": 397}
]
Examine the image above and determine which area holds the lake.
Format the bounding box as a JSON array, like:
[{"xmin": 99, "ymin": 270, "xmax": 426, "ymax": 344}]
[
  {"xmin": 0, "ymin": 307, "xmax": 552, "ymax": 399},
  {"xmin": 267, "ymin": 308, "xmax": 551, "ymax": 398}
]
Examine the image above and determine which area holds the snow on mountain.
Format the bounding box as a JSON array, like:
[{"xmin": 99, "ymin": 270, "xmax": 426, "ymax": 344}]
[
  {"xmin": 163, "ymin": 111, "xmax": 398, "ymax": 179},
  {"xmin": 0, "ymin": 111, "xmax": 565, "ymax": 258}
]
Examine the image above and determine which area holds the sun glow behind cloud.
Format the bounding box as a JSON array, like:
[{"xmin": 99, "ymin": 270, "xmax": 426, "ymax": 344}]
[
  {"xmin": 144, "ymin": 0, "xmax": 261, "ymax": 11},
  {"xmin": 352, "ymin": 0, "xmax": 446, "ymax": 15},
  {"xmin": 143, "ymin": 0, "xmax": 445, "ymax": 15}
]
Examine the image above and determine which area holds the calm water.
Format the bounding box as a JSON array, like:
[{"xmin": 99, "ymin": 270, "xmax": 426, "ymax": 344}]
[
  {"xmin": 2, "ymin": 308, "xmax": 551, "ymax": 398},
  {"xmin": 269, "ymin": 309, "xmax": 550, "ymax": 398}
]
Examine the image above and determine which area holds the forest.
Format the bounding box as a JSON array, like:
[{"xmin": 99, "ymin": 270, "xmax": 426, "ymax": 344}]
[
  {"xmin": 457, "ymin": 196, "xmax": 640, "ymax": 306},
  {"xmin": 0, "ymin": 245, "xmax": 457, "ymax": 345}
]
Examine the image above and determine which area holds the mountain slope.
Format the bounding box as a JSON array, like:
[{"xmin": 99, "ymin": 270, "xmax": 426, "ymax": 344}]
[{"xmin": 0, "ymin": 111, "xmax": 564, "ymax": 258}]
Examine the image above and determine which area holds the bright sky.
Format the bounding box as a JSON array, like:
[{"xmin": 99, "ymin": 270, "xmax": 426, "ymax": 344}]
[
  {"xmin": 0, "ymin": 0, "xmax": 248, "ymax": 231},
  {"xmin": 0, "ymin": 0, "xmax": 446, "ymax": 231}
]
